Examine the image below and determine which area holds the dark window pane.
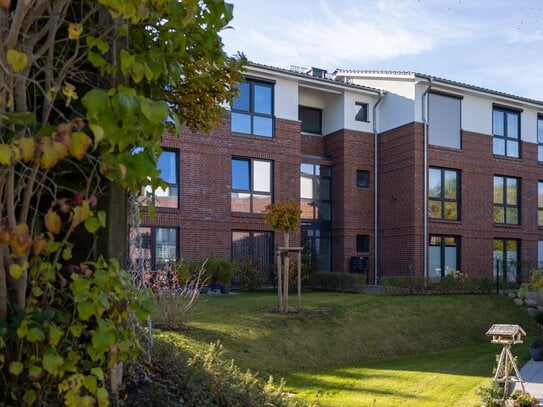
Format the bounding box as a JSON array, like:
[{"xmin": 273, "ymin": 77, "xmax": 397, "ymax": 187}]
[
  {"xmin": 158, "ymin": 151, "xmax": 177, "ymax": 184},
  {"xmin": 253, "ymin": 116, "xmax": 273, "ymax": 137},
  {"xmin": 539, "ymin": 182, "xmax": 543, "ymax": 207},
  {"xmin": 538, "ymin": 117, "xmax": 543, "ymax": 143},
  {"xmin": 494, "ymin": 177, "xmax": 504, "ymax": 204},
  {"xmin": 506, "ymin": 178, "xmax": 518, "ymax": 205},
  {"xmin": 538, "ymin": 146, "xmax": 543, "ymax": 162},
  {"xmin": 155, "ymin": 228, "xmax": 177, "ymax": 267},
  {"xmin": 355, "ymin": 103, "xmax": 368, "ymax": 122},
  {"xmin": 357, "ymin": 170, "xmax": 369, "ymax": 188},
  {"xmin": 320, "ymin": 166, "xmax": 331, "ymax": 176},
  {"xmin": 320, "ymin": 178, "xmax": 330, "ymax": 200},
  {"xmin": 507, "ymin": 112, "xmax": 519, "ymax": 139},
  {"xmin": 538, "ymin": 210, "xmax": 543, "ymax": 226},
  {"xmin": 299, "ymin": 106, "xmax": 322, "ymax": 134},
  {"xmin": 232, "ymin": 82, "xmax": 250, "ymax": 111},
  {"xmin": 254, "ymin": 84, "xmax": 272, "ymax": 115},
  {"xmin": 506, "ymin": 207, "xmax": 519, "ymax": 224},
  {"xmin": 507, "ymin": 140, "xmax": 519, "ymax": 158},
  {"xmin": 231, "ymin": 112, "xmax": 251, "ymax": 134},
  {"xmin": 231, "ymin": 192, "xmax": 251, "ymax": 212},
  {"xmin": 444, "ymin": 171, "xmax": 457, "ymax": 199},
  {"xmin": 252, "ymin": 194, "xmax": 271, "ymax": 213},
  {"xmin": 444, "ymin": 202, "xmax": 457, "ymax": 220},
  {"xmin": 318, "ymin": 202, "xmax": 331, "ymax": 221},
  {"xmin": 356, "ymin": 235, "xmax": 369, "ymax": 252},
  {"xmin": 493, "ymin": 138, "xmax": 505, "ymax": 155},
  {"xmin": 429, "ymin": 200, "xmax": 442, "ymax": 219},
  {"xmin": 232, "ymin": 159, "xmax": 250, "ymax": 190},
  {"xmin": 494, "ymin": 206, "xmax": 504, "ymax": 223},
  {"xmin": 493, "ymin": 110, "xmax": 504, "ymax": 136},
  {"xmin": 429, "ymin": 169, "xmax": 441, "ymax": 198}
]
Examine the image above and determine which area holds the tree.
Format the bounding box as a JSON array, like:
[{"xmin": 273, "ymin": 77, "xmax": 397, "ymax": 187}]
[
  {"xmin": 263, "ymin": 200, "xmax": 302, "ymax": 313},
  {"xmin": 0, "ymin": 0, "xmax": 245, "ymax": 404}
]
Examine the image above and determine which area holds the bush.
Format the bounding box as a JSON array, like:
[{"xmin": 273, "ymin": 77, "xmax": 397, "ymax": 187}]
[
  {"xmin": 510, "ymin": 390, "xmax": 538, "ymax": 407},
  {"xmin": 206, "ymin": 257, "xmax": 236, "ymax": 285},
  {"xmin": 236, "ymin": 257, "xmax": 264, "ymax": 292},
  {"xmin": 124, "ymin": 337, "xmax": 302, "ymax": 407},
  {"xmin": 380, "ymin": 274, "xmax": 494, "ymax": 295},
  {"xmin": 477, "ymin": 381, "xmax": 504, "ymax": 407},
  {"xmin": 310, "ymin": 272, "xmax": 366, "ymax": 292}
]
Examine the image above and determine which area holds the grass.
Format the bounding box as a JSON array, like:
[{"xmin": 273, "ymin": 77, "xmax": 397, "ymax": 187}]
[{"xmin": 154, "ymin": 291, "xmax": 538, "ymax": 405}]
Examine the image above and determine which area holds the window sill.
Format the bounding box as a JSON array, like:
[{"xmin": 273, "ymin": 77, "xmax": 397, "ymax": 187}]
[
  {"xmin": 231, "ymin": 131, "xmax": 274, "ymax": 140},
  {"xmin": 301, "ymin": 132, "xmax": 323, "ymax": 137},
  {"xmin": 493, "ymin": 154, "xmax": 521, "ymax": 161},
  {"xmin": 429, "ymin": 218, "xmax": 461, "ymax": 224},
  {"xmin": 428, "ymin": 144, "xmax": 462, "ymax": 152},
  {"xmin": 231, "ymin": 211, "xmax": 265, "ymax": 219},
  {"xmin": 493, "ymin": 223, "xmax": 522, "ymax": 229}
]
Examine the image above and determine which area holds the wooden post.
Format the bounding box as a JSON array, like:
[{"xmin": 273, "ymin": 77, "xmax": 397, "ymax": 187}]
[
  {"xmin": 277, "ymin": 251, "xmax": 282, "ymax": 312},
  {"xmin": 282, "ymin": 233, "xmax": 290, "ymax": 313},
  {"xmin": 297, "ymin": 251, "xmax": 302, "ymax": 310}
]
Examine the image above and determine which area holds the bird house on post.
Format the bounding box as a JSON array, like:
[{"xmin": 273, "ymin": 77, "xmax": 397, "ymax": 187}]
[{"xmin": 485, "ymin": 324, "xmax": 526, "ymax": 394}]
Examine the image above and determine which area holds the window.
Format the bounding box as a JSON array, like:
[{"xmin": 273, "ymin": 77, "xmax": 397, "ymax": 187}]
[
  {"xmin": 493, "ymin": 176, "xmax": 519, "ymax": 225},
  {"xmin": 428, "ymin": 92, "xmax": 461, "ymax": 149},
  {"xmin": 299, "ymin": 106, "xmax": 322, "ymax": 134},
  {"xmin": 493, "ymin": 107, "xmax": 520, "ymax": 158},
  {"xmin": 232, "ymin": 230, "xmax": 273, "ymax": 282},
  {"xmin": 538, "ymin": 116, "xmax": 543, "ymax": 161},
  {"xmin": 231, "ymin": 158, "xmax": 272, "ymax": 213},
  {"xmin": 356, "ymin": 170, "xmax": 369, "ymax": 188},
  {"xmin": 355, "ymin": 102, "xmax": 368, "ymax": 122},
  {"xmin": 539, "ymin": 240, "xmax": 543, "ymax": 269},
  {"xmin": 231, "ymin": 79, "xmax": 274, "ymax": 137},
  {"xmin": 539, "ymin": 182, "xmax": 543, "ymax": 226},
  {"xmin": 142, "ymin": 150, "xmax": 179, "ymax": 208},
  {"xmin": 129, "ymin": 227, "xmax": 178, "ymax": 272},
  {"xmin": 493, "ymin": 239, "xmax": 519, "ymax": 283},
  {"xmin": 429, "ymin": 235, "xmax": 459, "ymax": 278},
  {"xmin": 356, "ymin": 235, "xmax": 369, "ymax": 253},
  {"xmin": 429, "ymin": 167, "xmax": 459, "ymax": 220}
]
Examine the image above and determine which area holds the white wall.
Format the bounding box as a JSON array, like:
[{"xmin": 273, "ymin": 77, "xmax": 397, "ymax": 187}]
[
  {"xmin": 322, "ymin": 93, "xmax": 344, "ymax": 135},
  {"xmin": 274, "ymin": 77, "xmax": 298, "ymax": 121},
  {"xmin": 522, "ymin": 109, "xmax": 538, "ymax": 144},
  {"xmin": 299, "ymin": 87, "xmax": 325, "ymax": 109},
  {"xmin": 343, "ymin": 91, "xmax": 374, "ymax": 133}
]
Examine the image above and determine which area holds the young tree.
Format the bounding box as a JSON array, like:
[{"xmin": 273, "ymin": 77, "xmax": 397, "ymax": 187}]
[
  {"xmin": 263, "ymin": 200, "xmax": 302, "ymax": 313},
  {"xmin": 0, "ymin": 0, "xmax": 245, "ymax": 404}
]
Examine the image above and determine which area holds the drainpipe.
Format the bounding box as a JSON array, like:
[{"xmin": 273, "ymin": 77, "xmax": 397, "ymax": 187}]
[
  {"xmin": 373, "ymin": 91, "xmax": 384, "ymax": 286},
  {"xmin": 422, "ymin": 78, "xmax": 433, "ymax": 279}
]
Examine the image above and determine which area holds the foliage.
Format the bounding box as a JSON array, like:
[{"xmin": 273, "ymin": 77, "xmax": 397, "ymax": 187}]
[
  {"xmin": 205, "ymin": 257, "xmax": 236, "ymax": 285},
  {"xmin": 380, "ymin": 273, "xmax": 494, "ymax": 295},
  {"xmin": 477, "ymin": 381, "xmax": 505, "ymax": 407},
  {"xmin": 263, "ymin": 200, "xmax": 302, "ymax": 234},
  {"xmin": 531, "ymin": 269, "xmax": 543, "ymax": 289},
  {"xmin": 309, "ymin": 272, "xmax": 366, "ymax": 292},
  {"xmin": 301, "ymin": 245, "xmax": 321, "ymax": 285},
  {"xmin": 0, "ymin": 0, "xmax": 245, "ymax": 404},
  {"xmin": 236, "ymin": 257, "xmax": 264, "ymax": 292},
  {"xmin": 150, "ymin": 262, "xmax": 207, "ymax": 330},
  {"xmin": 1, "ymin": 257, "xmax": 152, "ymax": 405},
  {"xmin": 510, "ymin": 390, "xmax": 538, "ymax": 407},
  {"xmin": 124, "ymin": 337, "xmax": 299, "ymax": 407},
  {"xmin": 519, "ymin": 283, "xmax": 530, "ymax": 299},
  {"xmin": 532, "ymin": 310, "xmax": 543, "ymax": 327}
]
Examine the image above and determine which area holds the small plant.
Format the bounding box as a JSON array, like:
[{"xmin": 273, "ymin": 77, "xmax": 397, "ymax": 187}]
[
  {"xmin": 477, "ymin": 381, "xmax": 504, "ymax": 407},
  {"xmin": 237, "ymin": 257, "xmax": 264, "ymax": 292},
  {"xmin": 510, "ymin": 390, "xmax": 538, "ymax": 407},
  {"xmin": 206, "ymin": 257, "xmax": 236, "ymax": 286}
]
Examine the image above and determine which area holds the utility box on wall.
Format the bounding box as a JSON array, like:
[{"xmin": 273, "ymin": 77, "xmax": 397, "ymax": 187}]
[{"xmin": 350, "ymin": 256, "xmax": 369, "ymax": 273}]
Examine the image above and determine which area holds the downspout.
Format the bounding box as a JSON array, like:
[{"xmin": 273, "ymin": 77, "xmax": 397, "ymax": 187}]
[
  {"xmin": 373, "ymin": 91, "xmax": 384, "ymax": 286},
  {"xmin": 422, "ymin": 78, "xmax": 433, "ymax": 279}
]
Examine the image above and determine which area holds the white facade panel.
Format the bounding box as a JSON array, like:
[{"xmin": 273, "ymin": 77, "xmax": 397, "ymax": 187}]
[
  {"xmin": 343, "ymin": 92, "xmax": 374, "ymax": 133},
  {"xmin": 299, "ymin": 87, "xmax": 325, "ymax": 109},
  {"xmin": 323, "ymin": 93, "xmax": 344, "ymax": 135},
  {"xmin": 461, "ymin": 95, "xmax": 492, "ymax": 136},
  {"xmin": 522, "ymin": 109, "xmax": 538, "ymax": 144},
  {"xmin": 274, "ymin": 78, "xmax": 298, "ymax": 121}
]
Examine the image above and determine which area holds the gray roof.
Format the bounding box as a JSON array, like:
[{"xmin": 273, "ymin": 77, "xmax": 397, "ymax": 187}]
[{"xmin": 333, "ymin": 69, "xmax": 543, "ymax": 107}]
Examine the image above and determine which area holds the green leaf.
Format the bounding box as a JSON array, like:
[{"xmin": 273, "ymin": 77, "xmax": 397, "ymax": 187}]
[
  {"xmin": 47, "ymin": 240, "xmax": 62, "ymax": 253},
  {"xmin": 140, "ymin": 98, "xmax": 168, "ymax": 123},
  {"xmin": 84, "ymin": 374, "xmax": 97, "ymax": 393},
  {"xmin": 131, "ymin": 61, "xmax": 144, "ymax": 83},
  {"xmin": 31, "ymin": 286, "xmax": 43, "ymax": 297},
  {"xmin": 86, "ymin": 36, "xmax": 109, "ymax": 54},
  {"xmin": 9, "ymin": 263, "xmax": 23, "ymax": 279},
  {"xmin": 120, "ymin": 50, "xmax": 135, "ymax": 74},
  {"xmin": 70, "ymin": 324, "xmax": 84, "ymax": 338},
  {"xmin": 84, "ymin": 217, "xmax": 101, "ymax": 233},
  {"xmin": 88, "ymin": 51, "xmax": 107, "ymax": 68},
  {"xmin": 0, "ymin": 144, "xmax": 12, "ymax": 165},
  {"xmin": 27, "ymin": 327, "xmax": 45, "ymax": 342},
  {"xmin": 69, "ymin": 131, "xmax": 91, "ymax": 160},
  {"xmin": 77, "ymin": 301, "xmax": 95, "ymax": 321},
  {"xmin": 49, "ymin": 325, "xmax": 63, "ymax": 346},
  {"xmin": 42, "ymin": 352, "xmax": 64, "ymax": 375},
  {"xmin": 96, "ymin": 387, "xmax": 109, "ymax": 407},
  {"xmin": 9, "ymin": 361, "xmax": 24, "ymax": 376},
  {"xmin": 23, "ymin": 389, "xmax": 37, "ymax": 405},
  {"xmin": 62, "ymin": 247, "xmax": 72, "ymax": 261},
  {"xmin": 28, "ymin": 366, "xmax": 42, "ymax": 380},
  {"xmin": 91, "ymin": 329, "xmax": 115, "ymax": 353},
  {"xmin": 90, "ymin": 367, "xmax": 104, "ymax": 381},
  {"xmin": 82, "ymin": 89, "xmax": 110, "ymax": 115},
  {"xmin": 97, "ymin": 211, "xmax": 106, "ymax": 227},
  {"xmin": 89, "ymin": 124, "xmax": 104, "ymax": 145}
]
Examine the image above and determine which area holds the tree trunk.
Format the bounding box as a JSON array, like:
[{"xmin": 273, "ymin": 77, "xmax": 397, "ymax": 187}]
[
  {"xmin": 276, "ymin": 251, "xmax": 282, "ymax": 312},
  {"xmin": 297, "ymin": 251, "xmax": 301, "ymax": 310},
  {"xmin": 282, "ymin": 232, "xmax": 289, "ymax": 313}
]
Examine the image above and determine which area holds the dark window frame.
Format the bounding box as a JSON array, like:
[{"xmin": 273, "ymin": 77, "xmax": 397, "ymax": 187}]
[
  {"xmin": 493, "ymin": 175, "xmax": 520, "ymax": 225},
  {"xmin": 355, "ymin": 101, "xmax": 369, "ymax": 122},
  {"xmin": 231, "ymin": 157, "xmax": 273, "ymax": 213},
  {"xmin": 136, "ymin": 226, "xmax": 179, "ymax": 271},
  {"xmin": 153, "ymin": 148, "xmax": 180, "ymax": 209},
  {"xmin": 356, "ymin": 170, "xmax": 370, "ymax": 189},
  {"xmin": 299, "ymin": 105, "xmax": 322, "ymax": 135},
  {"xmin": 493, "ymin": 106, "xmax": 521, "ymax": 158},
  {"xmin": 538, "ymin": 115, "xmax": 543, "ymax": 162},
  {"xmin": 429, "ymin": 234, "xmax": 460, "ymax": 278},
  {"xmin": 539, "ymin": 181, "xmax": 543, "ymax": 227},
  {"xmin": 429, "ymin": 167, "xmax": 460, "ymax": 221},
  {"xmin": 300, "ymin": 163, "xmax": 332, "ymax": 225},
  {"xmin": 231, "ymin": 78, "xmax": 275, "ymax": 137},
  {"xmin": 356, "ymin": 235, "xmax": 370, "ymax": 253},
  {"xmin": 493, "ymin": 238, "xmax": 520, "ymax": 284}
]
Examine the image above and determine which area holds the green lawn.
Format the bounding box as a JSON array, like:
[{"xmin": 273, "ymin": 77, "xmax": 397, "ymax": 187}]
[{"xmin": 156, "ymin": 291, "xmax": 537, "ymax": 406}]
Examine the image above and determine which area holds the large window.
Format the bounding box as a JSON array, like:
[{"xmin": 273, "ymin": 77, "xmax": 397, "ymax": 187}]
[
  {"xmin": 231, "ymin": 79, "xmax": 274, "ymax": 137},
  {"xmin": 299, "ymin": 106, "xmax": 322, "ymax": 134},
  {"xmin": 429, "ymin": 167, "xmax": 459, "ymax": 220},
  {"xmin": 130, "ymin": 227, "xmax": 178, "ymax": 271},
  {"xmin": 539, "ymin": 182, "xmax": 543, "ymax": 227},
  {"xmin": 538, "ymin": 116, "xmax": 543, "ymax": 161},
  {"xmin": 428, "ymin": 92, "xmax": 461, "ymax": 149},
  {"xmin": 300, "ymin": 163, "xmax": 332, "ymax": 272},
  {"xmin": 142, "ymin": 150, "xmax": 179, "ymax": 208},
  {"xmin": 429, "ymin": 235, "xmax": 459, "ymax": 278},
  {"xmin": 232, "ymin": 230, "xmax": 274, "ymax": 282},
  {"xmin": 493, "ymin": 239, "xmax": 519, "ymax": 283},
  {"xmin": 231, "ymin": 158, "xmax": 272, "ymax": 213},
  {"xmin": 493, "ymin": 175, "xmax": 519, "ymax": 225},
  {"xmin": 493, "ymin": 107, "xmax": 520, "ymax": 158}
]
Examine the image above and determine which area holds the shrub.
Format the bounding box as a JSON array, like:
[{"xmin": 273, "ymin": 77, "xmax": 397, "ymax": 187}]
[
  {"xmin": 310, "ymin": 272, "xmax": 366, "ymax": 292},
  {"xmin": 206, "ymin": 257, "xmax": 236, "ymax": 285},
  {"xmin": 124, "ymin": 337, "xmax": 301, "ymax": 407},
  {"xmin": 236, "ymin": 257, "xmax": 264, "ymax": 292},
  {"xmin": 510, "ymin": 390, "xmax": 538, "ymax": 407},
  {"xmin": 477, "ymin": 381, "xmax": 504, "ymax": 407},
  {"xmin": 380, "ymin": 274, "xmax": 494, "ymax": 295}
]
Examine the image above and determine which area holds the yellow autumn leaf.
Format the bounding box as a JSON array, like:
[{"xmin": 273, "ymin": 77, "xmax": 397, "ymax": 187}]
[
  {"xmin": 9, "ymin": 223, "xmax": 31, "ymax": 258},
  {"xmin": 69, "ymin": 132, "xmax": 91, "ymax": 160},
  {"xmin": 6, "ymin": 49, "xmax": 28, "ymax": 73},
  {"xmin": 17, "ymin": 137, "xmax": 35, "ymax": 162},
  {"xmin": 71, "ymin": 200, "xmax": 91, "ymax": 228},
  {"xmin": 118, "ymin": 164, "xmax": 127, "ymax": 179},
  {"xmin": 40, "ymin": 138, "xmax": 67, "ymax": 170},
  {"xmin": 46, "ymin": 87, "xmax": 58, "ymax": 102},
  {"xmin": 44, "ymin": 209, "xmax": 62, "ymax": 235},
  {"xmin": 9, "ymin": 263, "xmax": 23, "ymax": 280},
  {"xmin": 68, "ymin": 23, "xmax": 83, "ymax": 40},
  {"xmin": 89, "ymin": 124, "xmax": 104, "ymax": 147},
  {"xmin": 62, "ymin": 83, "xmax": 78, "ymax": 107},
  {"xmin": 0, "ymin": 144, "xmax": 12, "ymax": 165}
]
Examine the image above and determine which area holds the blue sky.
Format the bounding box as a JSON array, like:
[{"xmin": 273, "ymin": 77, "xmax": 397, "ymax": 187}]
[{"xmin": 221, "ymin": 0, "xmax": 543, "ymax": 99}]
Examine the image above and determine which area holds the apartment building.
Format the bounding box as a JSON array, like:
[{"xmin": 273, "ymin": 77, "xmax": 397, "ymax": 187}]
[{"xmin": 136, "ymin": 62, "xmax": 543, "ymax": 285}]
